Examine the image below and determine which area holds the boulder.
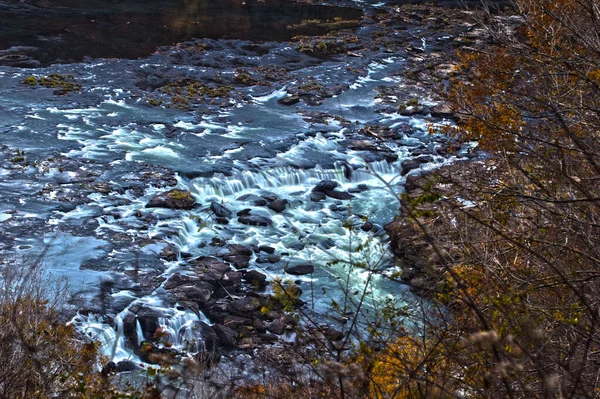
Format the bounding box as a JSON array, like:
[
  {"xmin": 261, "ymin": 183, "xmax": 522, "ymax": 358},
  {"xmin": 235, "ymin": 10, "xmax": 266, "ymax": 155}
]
[
  {"xmin": 268, "ymin": 199, "xmax": 289, "ymax": 213},
  {"xmin": 210, "ymin": 201, "xmax": 232, "ymax": 218},
  {"xmin": 324, "ymin": 190, "xmax": 354, "ymax": 200},
  {"xmin": 278, "ymin": 96, "xmax": 301, "ymax": 106},
  {"xmin": 238, "ymin": 214, "xmax": 273, "ymax": 227},
  {"xmin": 116, "ymin": 360, "xmax": 139, "ymax": 372},
  {"xmin": 193, "ymin": 257, "xmax": 231, "ymax": 285},
  {"xmin": 213, "ymin": 324, "xmax": 237, "ymax": 348},
  {"xmin": 401, "ymin": 159, "xmax": 421, "ymax": 176},
  {"xmin": 223, "ymin": 315, "xmax": 251, "ymax": 330},
  {"xmin": 159, "ymin": 245, "xmax": 178, "ymax": 261},
  {"xmin": 266, "ymin": 319, "xmax": 285, "ymax": 335},
  {"xmin": 146, "ymin": 189, "xmax": 195, "ymax": 210},
  {"xmin": 244, "ymin": 270, "xmax": 268, "ymax": 287},
  {"xmin": 258, "ymin": 245, "xmax": 276, "ymax": 254},
  {"xmin": 170, "ymin": 283, "xmax": 213, "ymax": 304},
  {"xmin": 228, "ymin": 244, "xmax": 253, "ymax": 256},
  {"xmin": 220, "ymin": 270, "xmax": 243, "ymax": 286},
  {"xmin": 313, "ymin": 180, "xmax": 339, "ymax": 193},
  {"xmin": 310, "ymin": 191, "xmax": 327, "ymax": 202},
  {"xmin": 195, "ymin": 322, "xmax": 218, "ymax": 352},
  {"xmin": 228, "ymin": 297, "xmax": 261, "ymax": 317},
  {"xmin": 285, "ymin": 264, "xmax": 314, "ymax": 275},
  {"xmin": 223, "ymin": 254, "xmax": 250, "ymax": 269}
]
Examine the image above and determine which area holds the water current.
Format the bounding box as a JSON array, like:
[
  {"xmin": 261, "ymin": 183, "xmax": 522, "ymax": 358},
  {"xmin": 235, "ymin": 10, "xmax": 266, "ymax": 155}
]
[{"xmin": 0, "ymin": 0, "xmax": 470, "ymax": 368}]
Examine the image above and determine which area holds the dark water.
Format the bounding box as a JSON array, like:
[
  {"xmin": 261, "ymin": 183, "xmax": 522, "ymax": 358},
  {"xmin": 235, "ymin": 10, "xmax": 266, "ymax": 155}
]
[{"xmin": 0, "ymin": 0, "xmax": 362, "ymax": 66}]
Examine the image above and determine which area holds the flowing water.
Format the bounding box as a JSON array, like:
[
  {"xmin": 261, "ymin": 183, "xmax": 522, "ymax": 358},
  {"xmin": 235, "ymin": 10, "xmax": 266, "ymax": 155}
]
[{"xmin": 0, "ymin": 0, "xmax": 470, "ymax": 366}]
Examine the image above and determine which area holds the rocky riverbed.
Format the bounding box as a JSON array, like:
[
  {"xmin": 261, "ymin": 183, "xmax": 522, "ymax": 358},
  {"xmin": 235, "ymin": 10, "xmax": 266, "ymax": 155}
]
[{"xmin": 0, "ymin": 0, "xmax": 492, "ymax": 384}]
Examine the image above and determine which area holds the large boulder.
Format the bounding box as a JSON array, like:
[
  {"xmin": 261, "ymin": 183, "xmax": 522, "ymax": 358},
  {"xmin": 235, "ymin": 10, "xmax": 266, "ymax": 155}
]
[
  {"xmin": 312, "ymin": 180, "xmax": 339, "ymax": 193},
  {"xmin": 238, "ymin": 214, "xmax": 273, "ymax": 227},
  {"xmin": 193, "ymin": 257, "xmax": 231, "ymax": 285},
  {"xmin": 268, "ymin": 199, "xmax": 289, "ymax": 213},
  {"xmin": 146, "ymin": 189, "xmax": 195, "ymax": 210},
  {"xmin": 285, "ymin": 264, "xmax": 314, "ymax": 275},
  {"xmin": 324, "ymin": 190, "xmax": 354, "ymax": 200},
  {"xmin": 228, "ymin": 297, "xmax": 261, "ymax": 317},
  {"xmin": 210, "ymin": 201, "xmax": 233, "ymax": 218},
  {"xmin": 213, "ymin": 324, "xmax": 237, "ymax": 348}
]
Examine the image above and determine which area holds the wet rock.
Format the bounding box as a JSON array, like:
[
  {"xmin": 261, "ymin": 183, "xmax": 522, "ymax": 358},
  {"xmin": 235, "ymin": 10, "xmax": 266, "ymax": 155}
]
[
  {"xmin": 324, "ymin": 327, "xmax": 344, "ymax": 341},
  {"xmin": 170, "ymin": 283, "xmax": 213, "ymax": 304},
  {"xmin": 324, "ymin": 190, "xmax": 354, "ymax": 200},
  {"xmin": 223, "ymin": 255, "xmax": 250, "ymax": 269},
  {"xmin": 237, "ymin": 194, "xmax": 267, "ymax": 206},
  {"xmin": 122, "ymin": 312, "xmax": 139, "ymax": 347},
  {"xmin": 213, "ymin": 324, "xmax": 237, "ymax": 348},
  {"xmin": 116, "ymin": 360, "xmax": 139, "ymax": 372},
  {"xmin": 160, "ymin": 245, "xmax": 179, "ymax": 262},
  {"xmin": 259, "ymin": 333, "xmax": 279, "ymax": 344},
  {"xmin": 223, "ymin": 315, "xmax": 251, "ymax": 330},
  {"xmin": 135, "ymin": 307, "xmax": 162, "ymax": 339},
  {"xmin": 401, "ymin": 159, "xmax": 421, "ymax": 176},
  {"xmin": 278, "ymin": 96, "xmax": 300, "ymax": 106},
  {"xmin": 256, "ymin": 254, "xmax": 280, "ymax": 264},
  {"xmin": 253, "ymin": 319, "xmax": 267, "ymax": 333},
  {"xmin": 429, "ymin": 103, "xmax": 455, "ymax": 118},
  {"xmin": 220, "ymin": 270, "xmax": 243, "ymax": 286},
  {"xmin": 237, "ymin": 208, "xmax": 252, "ymax": 216},
  {"xmin": 266, "ymin": 319, "xmax": 285, "ymax": 335},
  {"xmin": 146, "ymin": 189, "xmax": 195, "ymax": 210},
  {"xmin": 164, "ymin": 273, "xmax": 200, "ymax": 290},
  {"xmin": 361, "ymin": 221, "xmax": 374, "ymax": 232},
  {"xmin": 310, "ymin": 191, "xmax": 327, "ymax": 202},
  {"xmin": 244, "ymin": 270, "xmax": 268, "ymax": 287},
  {"xmin": 268, "ymin": 199, "xmax": 289, "ymax": 213},
  {"xmin": 313, "ymin": 179, "xmax": 339, "ymax": 193},
  {"xmin": 215, "ymin": 217, "xmax": 229, "ymax": 225},
  {"xmin": 228, "ymin": 244, "xmax": 253, "ymax": 256},
  {"xmin": 238, "ymin": 214, "xmax": 273, "ymax": 227},
  {"xmin": 228, "ymin": 297, "xmax": 261, "ymax": 317},
  {"xmin": 210, "ymin": 201, "xmax": 232, "ymax": 218},
  {"xmin": 194, "ymin": 257, "xmax": 231, "ymax": 285},
  {"xmin": 203, "ymin": 301, "xmax": 229, "ymax": 323},
  {"xmin": 285, "ymin": 264, "xmax": 314, "ymax": 275},
  {"xmin": 196, "ymin": 322, "xmax": 218, "ymax": 352},
  {"xmin": 258, "ymin": 245, "xmax": 275, "ymax": 254}
]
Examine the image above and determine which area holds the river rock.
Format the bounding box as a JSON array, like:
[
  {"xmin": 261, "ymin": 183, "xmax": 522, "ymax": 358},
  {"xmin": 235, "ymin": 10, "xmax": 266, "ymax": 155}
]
[
  {"xmin": 213, "ymin": 324, "xmax": 237, "ymax": 348},
  {"xmin": 258, "ymin": 245, "xmax": 275, "ymax": 254},
  {"xmin": 266, "ymin": 319, "xmax": 285, "ymax": 335},
  {"xmin": 244, "ymin": 270, "xmax": 268, "ymax": 287},
  {"xmin": 401, "ymin": 159, "xmax": 421, "ymax": 176},
  {"xmin": 313, "ymin": 179, "xmax": 339, "ymax": 193},
  {"xmin": 228, "ymin": 244, "xmax": 253, "ymax": 256},
  {"xmin": 169, "ymin": 282, "xmax": 213, "ymax": 304},
  {"xmin": 268, "ymin": 199, "xmax": 289, "ymax": 213},
  {"xmin": 196, "ymin": 321, "xmax": 218, "ymax": 352},
  {"xmin": 220, "ymin": 270, "xmax": 242, "ymax": 286},
  {"xmin": 164, "ymin": 273, "xmax": 200, "ymax": 290},
  {"xmin": 145, "ymin": 189, "xmax": 195, "ymax": 210},
  {"xmin": 228, "ymin": 297, "xmax": 261, "ymax": 317},
  {"xmin": 210, "ymin": 201, "xmax": 232, "ymax": 218},
  {"xmin": 237, "ymin": 194, "xmax": 267, "ymax": 206},
  {"xmin": 310, "ymin": 191, "xmax": 327, "ymax": 202},
  {"xmin": 224, "ymin": 315, "xmax": 251, "ymax": 330},
  {"xmin": 278, "ymin": 95, "xmax": 300, "ymax": 106},
  {"xmin": 285, "ymin": 264, "xmax": 314, "ymax": 275},
  {"xmin": 135, "ymin": 307, "xmax": 162, "ymax": 339},
  {"xmin": 324, "ymin": 190, "xmax": 354, "ymax": 200},
  {"xmin": 194, "ymin": 256, "xmax": 231, "ymax": 285},
  {"xmin": 116, "ymin": 360, "xmax": 139, "ymax": 372},
  {"xmin": 238, "ymin": 214, "xmax": 273, "ymax": 227}
]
